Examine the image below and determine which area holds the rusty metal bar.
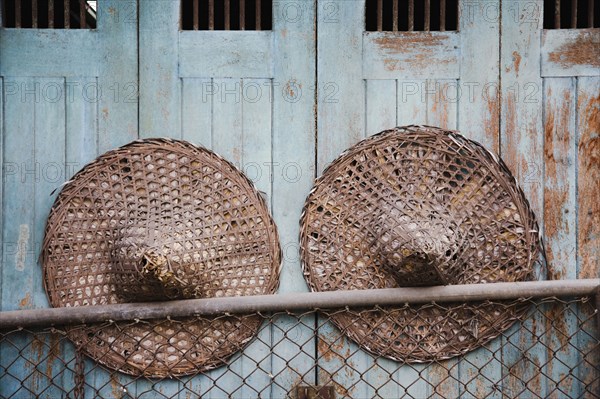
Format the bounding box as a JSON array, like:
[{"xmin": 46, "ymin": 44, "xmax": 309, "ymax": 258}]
[
  {"xmin": 193, "ymin": 0, "xmax": 199, "ymax": 30},
  {"xmin": 1, "ymin": 279, "xmax": 598, "ymax": 330},
  {"xmin": 408, "ymin": 0, "xmax": 414, "ymax": 31},
  {"xmin": 440, "ymin": 0, "xmax": 446, "ymax": 31},
  {"xmin": 79, "ymin": 0, "xmax": 86, "ymax": 28},
  {"xmin": 49, "ymin": 0, "xmax": 54, "ymax": 28},
  {"xmin": 392, "ymin": 0, "xmax": 398, "ymax": 31},
  {"xmin": 256, "ymin": 0, "xmax": 261, "ymax": 30},
  {"xmin": 555, "ymin": 0, "xmax": 561, "ymax": 29},
  {"xmin": 240, "ymin": 0, "xmax": 245, "ymax": 30},
  {"xmin": 208, "ymin": 0, "xmax": 214, "ymax": 30},
  {"xmin": 64, "ymin": 0, "xmax": 70, "ymax": 28},
  {"xmin": 224, "ymin": 0, "xmax": 230, "ymax": 30},
  {"xmin": 377, "ymin": 0, "xmax": 383, "ymax": 31},
  {"xmin": 15, "ymin": 0, "xmax": 21, "ymax": 28},
  {"xmin": 589, "ymin": 0, "xmax": 594, "ymax": 28},
  {"xmin": 32, "ymin": 0, "xmax": 38, "ymax": 28},
  {"xmin": 571, "ymin": 0, "xmax": 577, "ymax": 28},
  {"xmin": 424, "ymin": 0, "xmax": 430, "ymax": 31}
]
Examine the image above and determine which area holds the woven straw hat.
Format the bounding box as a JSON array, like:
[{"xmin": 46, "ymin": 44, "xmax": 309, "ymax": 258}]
[
  {"xmin": 300, "ymin": 125, "xmax": 543, "ymax": 362},
  {"xmin": 41, "ymin": 138, "xmax": 281, "ymax": 377}
]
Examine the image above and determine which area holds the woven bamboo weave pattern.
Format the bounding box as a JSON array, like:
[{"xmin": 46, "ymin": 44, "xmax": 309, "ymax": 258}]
[
  {"xmin": 300, "ymin": 125, "xmax": 544, "ymax": 362},
  {"xmin": 41, "ymin": 138, "xmax": 281, "ymax": 377}
]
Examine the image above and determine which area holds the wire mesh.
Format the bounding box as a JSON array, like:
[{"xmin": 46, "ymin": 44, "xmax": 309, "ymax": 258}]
[{"xmin": 1, "ymin": 297, "xmax": 598, "ymax": 398}]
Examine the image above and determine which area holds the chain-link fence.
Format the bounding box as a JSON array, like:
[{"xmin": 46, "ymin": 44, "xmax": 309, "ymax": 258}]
[{"xmin": 1, "ymin": 295, "xmax": 598, "ymax": 399}]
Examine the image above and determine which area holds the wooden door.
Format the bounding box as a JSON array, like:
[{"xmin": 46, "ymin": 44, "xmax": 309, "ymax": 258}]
[
  {"xmin": 316, "ymin": 1, "xmax": 598, "ymax": 397},
  {"xmin": 316, "ymin": 1, "xmax": 501, "ymax": 396},
  {"xmin": 138, "ymin": 1, "xmax": 316, "ymax": 396},
  {"xmin": 501, "ymin": 2, "xmax": 599, "ymax": 397},
  {"xmin": 0, "ymin": 1, "xmax": 137, "ymax": 396}
]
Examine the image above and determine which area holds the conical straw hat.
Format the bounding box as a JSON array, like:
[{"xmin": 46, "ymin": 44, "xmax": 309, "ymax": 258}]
[
  {"xmin": 300, "ymin": 126, "xmax": 544, "ymax": 361},
  {"xmin": 42, "ymin": 138, "xmax": 281, "ymax": 377}
]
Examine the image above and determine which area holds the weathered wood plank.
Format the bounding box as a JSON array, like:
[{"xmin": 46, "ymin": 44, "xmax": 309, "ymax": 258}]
[
  {"xmin": 179, "ymin": 31, "xmax": 274, "ymax": 78},
  {"xmin": 181, "ymin": 78, "xmax": 213, "ymax": 147},
  {"xmin": 457, "ymin": 2, "xmax": 502, "ymax": 395},
  {"xmin": 271, "ymin": 0, "xmax": 317, "ymax": 395},
  {"xmin": 317, "ymin": 0, "xmax": 365, "ymax": 172},
  {"xmin": 543, "ymin": 77, "xmax": 579, "ymax": 398},
  {"xmin": 576, "ymin": 76, "xmax": 600, "ymax": 280},
  {"xmin": 575, "ymin": 76, "xmax": 600, "ymax": 397},
  {"xmin": 97, "ymin": 0, "xmax": 138, "ymax": 152},
  {"xmin": 426, "ymin": 78, "xmax": 460, "ymax": 399},
  {"xmin": 396, "ymin": 79, "xmax": 427, "ymax": 125},
  {"xmin": 542, "ymin": 29, "xmax": 600, "ymax": 77},
  {"xmin": 0, "ymin": 30, "xmax": 100, "ymax": 76},
  {"xmin": 96, "ymin": 1, "xmax": 139, "ymax": 395},
  {"xmin": 501, "ymin": 1, "xmax": 547, "ymax": 397},
  {"xmin": 32, "ymin": 77, "xmax": 66, "ymax": 399},
  {"xmin": 139, "ymin": 0, "xmax": 180, "ymax": 139},
  {"xmin": 316, "ymin": 1, "xmax": 365, "ymax": 395},
  {"xmin": 363, "ymin": 31, "xmax": 460, "ymax": 80}
]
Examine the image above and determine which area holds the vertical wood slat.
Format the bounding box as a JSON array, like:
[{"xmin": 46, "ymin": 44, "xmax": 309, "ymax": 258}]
[
  {"xmin": 588, "ymin": 0, "xmax": 594, "ymax": 28},
  {"xmin": 224, "ymin": 0, "xmax": 230, "ymax": 30},
  {"xmin": 408, "ymin": 0, "xmax": 414, "ymax": 31},
  {"xmin": 377, "ymin": 0, "xmax": 382, "ymax": 31},
  {"xmin": 48, "ymin": 0, "xmax": 54, "ymax": 28},
  {"xmin": 501, "ymin": 1, "xmax": 547, "ymax": 396},
  {"xmin": 193, "ymin": 0, "xmax": 199, "ymax": 30},
  {"xmin": 208, "ymin": 0, "xmax": 214, "ymax": 30},
  {"xmin": 64, "ymin": 0, "xmax": 70, "ymax": 28},
  {"xmin": 80, "ymin": 0, "xmax": 86, "ymax": 28},
  {"xmin": 240, "ymin": 0, "xmax": 245, "ymax": 30},
  {"xmin": 15, "ymin": 0, "xmax": 21, "ymax": 28},
  {"xmin": 392, "ymin": 0, "xmax": 398, "ymax": 31},
  {"xmin": 32, "ymin": 0, "xmax": 38, "ymax": 28},
  {"xmin": 571, "ymin": 0, "xmax": 578, "ymax": 28},
  {"xmin": 555, "ymin": 0, "xmax": 561, "ymax": 29},
  {"xmin": 440, "ymin": 0, "xmax": 446, "ymax": 31},
  {"xmin": 543, "ymin": 77, "xmax": 580, "ymax": 398},
  {"xmin": 256, "ymin": 0, "xmax": 261, "ymax": 30},
  {"xmin": 424, "ymin": 0, "xmax": 430, "ymax": 31}
]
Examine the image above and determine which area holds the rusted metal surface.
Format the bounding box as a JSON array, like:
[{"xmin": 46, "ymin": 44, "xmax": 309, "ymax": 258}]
[
  {"xmin": 408, "ymin": 0, "xmax": 414, "ymax": 31},
  {"xmin": 424, "ymin": 0, "xmax": 430, "ymax": 31},
  {"xmin": 64, "ymin": 0, "xmax": 69, "ymax": 28},
  {"xmin": 440, "ymin": 0, "xmax": 446, "ymax": 31},
  {"xmin": 193, "ymin": 0, "xmax": 199, "ymax": 30},
  {"xmin": 208, "ymin": 0, "xmax": 214, "ymax": 29},
  {"xmin": 1, "ymin": 279, "xmax": 598, "ymax": 330},
  {"xmin": 555, "ymin": 0, "xmax": 561, "ymax": 28},
  {"xmin": 224, "ymin": 0, "xmax": 230, "ymax": 30},
  {"xmin": 240, "ymin": 0, "xmax": 245, "ymax": 30},
  {"xmin": 79, "ymin": 0, "xmax": 85, "ymax": 28},
  {"xmin": 32, "ymin": 0, "xmax": 38, "ymax": 28},
  {"xmin": 296, "ymin": 385, "xmax": 335, "ymax": 399},
  {"xmin": 48, "ymin": 0, "xmax": 54, "ymax": 28},
  {"xmin": 255, "ymin": 0, "xmax": 261, "ymax": 30}
]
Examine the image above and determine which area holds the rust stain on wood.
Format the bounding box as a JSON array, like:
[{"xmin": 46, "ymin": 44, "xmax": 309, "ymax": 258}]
[
  {"xmin": 374, "ymin": 34, "xmax": 452, "ymax": 71},
  {"xmin": 485, "ymin": 86, "xmax": 500, "ymax": 153},
  {"xmin": 19, "ymin": 292, "xmax": 32, "ymax": 309},
  {"xmin": 512, "ymin": 51, "xmax": 522, "ymax": 75},
  {"xmin": 548, "ymin": 32, "xmax": 600, "ymax": 68},
  {"xmin": 110, "ymin": 373, "xmax": 124, "ymax": 398},
  {"xmin": 578, "ymin": 92, "xmax": 600, "ymax": 278},
  {"xmin": 544, "ymin": 89, "xmax": 573, "ymax": 279}
]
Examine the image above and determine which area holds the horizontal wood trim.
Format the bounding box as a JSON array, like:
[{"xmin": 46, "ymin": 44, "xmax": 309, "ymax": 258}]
[
  {"xmin": 363, "ymin": 31, "xmax": 459, "ymax": 79},
  {"xmin": 0, "ymin": 30, "xmax": 101, "ymax": 76},
  {"xmin": 542, "ymin": 29, "xmax": 600, "ymax": 77},
  {"xmin": 179, "ymin": 31, "xmax": 273, "ymax": 78}
]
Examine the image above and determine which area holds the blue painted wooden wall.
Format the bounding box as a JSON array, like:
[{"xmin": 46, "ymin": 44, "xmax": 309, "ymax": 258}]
[{"xmin": 0, "ymin": 0, "xmax": 598, "ymax": 397}]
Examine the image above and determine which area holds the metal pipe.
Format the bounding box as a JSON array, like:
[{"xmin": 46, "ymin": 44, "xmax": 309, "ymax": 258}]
[{"xmin": 1, "ymin": 279, "xmax": 598, "ymax": 330}]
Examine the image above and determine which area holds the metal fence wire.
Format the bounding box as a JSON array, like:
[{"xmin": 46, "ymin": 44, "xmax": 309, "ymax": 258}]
[{"xmin": 1, "ymin": 296, "xmax": 598, "ymax": 399}]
